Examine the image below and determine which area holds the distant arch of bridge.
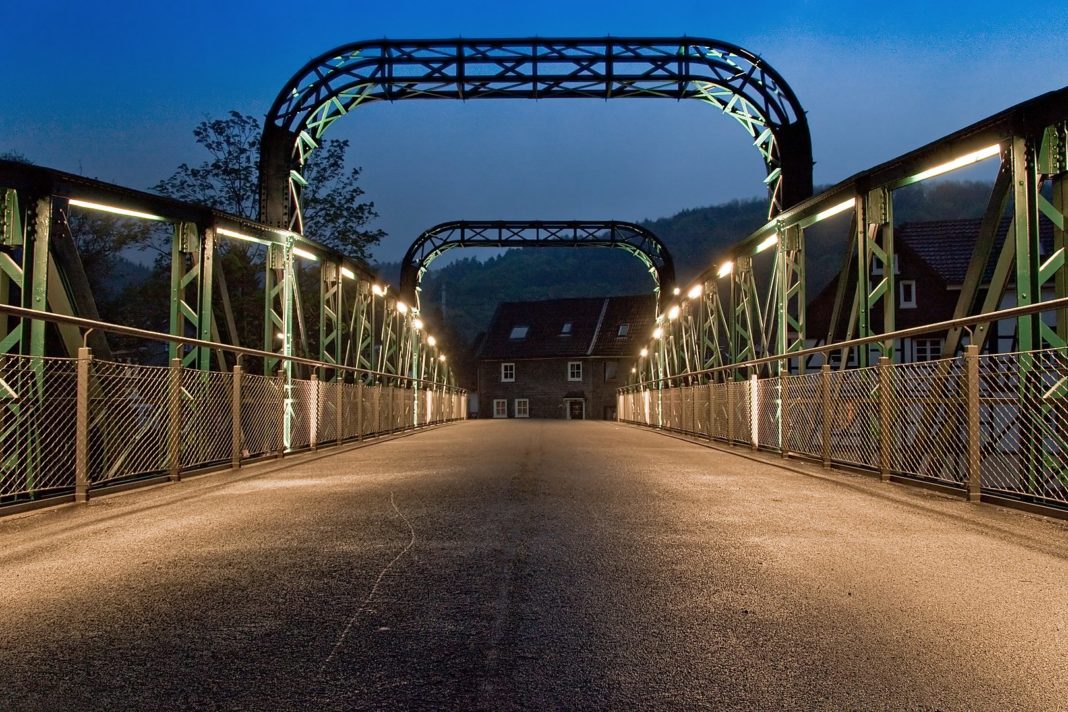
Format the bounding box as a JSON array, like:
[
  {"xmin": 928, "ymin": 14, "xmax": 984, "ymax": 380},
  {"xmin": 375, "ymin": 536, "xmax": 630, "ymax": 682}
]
[
  {"xmin": 398, "ymin": 220, "xmax": 676, "ymax": 310},
  {"xmin": 260, "ymin": 37, "xmax": 813, "ymax": 233}
]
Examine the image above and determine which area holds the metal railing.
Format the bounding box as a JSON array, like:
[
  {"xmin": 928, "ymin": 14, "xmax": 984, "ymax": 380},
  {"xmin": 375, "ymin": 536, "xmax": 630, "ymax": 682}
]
[
  {"xmin": 619, "ymin": 298, "xmax": 1068, "ymax": 513},
  {"xmin": 0, "ymin": 306, "xmax": 467, "ymax": 511}
]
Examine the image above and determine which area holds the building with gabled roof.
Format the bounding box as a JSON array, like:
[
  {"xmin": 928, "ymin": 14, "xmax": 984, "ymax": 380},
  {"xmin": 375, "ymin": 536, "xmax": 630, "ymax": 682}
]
[{"xmin": 476, "ymin": 294, "xmax": 656, "ymax": 419}]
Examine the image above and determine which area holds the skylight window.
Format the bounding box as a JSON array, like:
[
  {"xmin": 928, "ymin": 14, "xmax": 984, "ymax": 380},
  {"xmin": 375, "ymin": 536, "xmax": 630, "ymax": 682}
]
[
  {"xmin": 560, "ymin": 321, "xmax": 573, "ymax": 335},
  {"xmin": 509, "ymin": 325, "xmax": 529, "ymax": 340},
  {"xmin": 617, "ymin": 323, "xmax": 630, "ymax": 337}
]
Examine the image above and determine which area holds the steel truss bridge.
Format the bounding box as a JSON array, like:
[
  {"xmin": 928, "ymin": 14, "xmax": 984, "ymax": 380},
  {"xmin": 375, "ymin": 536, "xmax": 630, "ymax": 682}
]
[
  {"xmin": 0, "ymin": 37, "xmax": 1064, "ymax": 518},
  {"xmin": 398, "ymin": 220, "xmax": 677, "ymax": 310}
]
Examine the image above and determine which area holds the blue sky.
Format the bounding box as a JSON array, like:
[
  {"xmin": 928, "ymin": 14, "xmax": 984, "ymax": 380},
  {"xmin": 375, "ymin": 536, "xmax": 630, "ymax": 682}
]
[{"xmin": 2, "ymin": 1, "xmax": 1065, "ymax": 261}]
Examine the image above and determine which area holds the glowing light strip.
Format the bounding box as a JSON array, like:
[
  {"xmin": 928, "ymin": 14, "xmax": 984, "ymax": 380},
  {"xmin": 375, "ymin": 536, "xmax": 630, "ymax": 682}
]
[
  {"xmin": 340, "ymin": 266, "xmax": 356, "ymax": 280},
  {"xmin": 292, "ymin": 246, "xmax": 319, "ymax": 261},
  {"xmin": 68, "ymin": 198, "xmax": 166, "ymax": 222},
  {"xmin": 217, "ymin": 227, "xmax": 268, "ymax": 244},
  {"xmin": 687, "ymin": 284, "xmax": 703, "ymax": 299},
  {"xmin": 717, "ymin": 261, "xmax": 734, "ymax": 278},
  {"xmin": 755, "ymin": 234, "xmax": 778, "ymax": 253},
  {"xmin": 911, "ymin": 144, "xmax": 1001, "ymax": 183},
  {"xmin": 812, "ymin": 197, "xmax": 856, "ymax": 224}
]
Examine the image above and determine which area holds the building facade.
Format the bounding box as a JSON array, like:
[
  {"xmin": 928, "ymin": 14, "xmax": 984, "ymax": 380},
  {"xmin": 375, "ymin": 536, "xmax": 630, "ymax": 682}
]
[{"xmin": 476, "ymin": 295, "xmax": 656, "ymax": 419}]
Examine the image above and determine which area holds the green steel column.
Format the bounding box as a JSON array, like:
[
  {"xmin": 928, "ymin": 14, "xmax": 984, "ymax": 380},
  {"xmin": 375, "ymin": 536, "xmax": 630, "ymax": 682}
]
[
  {"xmin": 857, "ymin": 188, "xmax": 894, "ymax": 364},
  {"xmin": 776, "ymin": 224, "xmax": 805, "ymax": 374},
  {"xmin": 319, "ymin": 261, "xmax": 342, "ymax": 378},
  {"xmin": 1011, "ymin": 134, "xmax": 1042, "ymax": 353}
]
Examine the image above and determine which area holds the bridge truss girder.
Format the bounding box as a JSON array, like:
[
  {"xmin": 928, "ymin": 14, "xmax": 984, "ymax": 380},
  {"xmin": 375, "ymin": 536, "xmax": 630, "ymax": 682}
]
[{"xmin": 399, "ymin": 220, "xmax": 675, "ymax": 311}]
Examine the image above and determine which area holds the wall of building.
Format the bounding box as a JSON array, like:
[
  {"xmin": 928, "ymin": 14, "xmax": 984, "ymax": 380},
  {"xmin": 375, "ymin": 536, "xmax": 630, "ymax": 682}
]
[{"xmin": 476, "ymin": 357, "xmax": 632, "ymax": 419}]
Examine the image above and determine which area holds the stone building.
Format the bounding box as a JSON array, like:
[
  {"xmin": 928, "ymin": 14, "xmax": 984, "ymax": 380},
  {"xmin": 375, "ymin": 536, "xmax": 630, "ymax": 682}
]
[{"xmin": 475, "ymin": 294, "xmax": 656, "ymax": 419}]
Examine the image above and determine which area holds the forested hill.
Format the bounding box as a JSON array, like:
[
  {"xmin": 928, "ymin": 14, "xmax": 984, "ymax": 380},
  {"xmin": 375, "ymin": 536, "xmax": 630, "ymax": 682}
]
[{"xmin": 376, "ymin": 180, "xmax": 993, "ymax": 355}]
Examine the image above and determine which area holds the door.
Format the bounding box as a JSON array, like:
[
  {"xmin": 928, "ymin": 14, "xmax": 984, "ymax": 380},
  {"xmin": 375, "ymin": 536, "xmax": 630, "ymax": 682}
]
[{"xmin": 566, "ymin": 399, "xmax": 585, "ymax": 420}]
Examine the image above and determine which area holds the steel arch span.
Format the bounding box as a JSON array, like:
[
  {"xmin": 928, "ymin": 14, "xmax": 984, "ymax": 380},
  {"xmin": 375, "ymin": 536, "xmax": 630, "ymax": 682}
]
[
  {"xmin": 260, "ymin": 37, "xmax": 813, "ymax": 232},
  {"xmin": 398, "ymin": 220, "xmax": 676, "ymax": 309}
]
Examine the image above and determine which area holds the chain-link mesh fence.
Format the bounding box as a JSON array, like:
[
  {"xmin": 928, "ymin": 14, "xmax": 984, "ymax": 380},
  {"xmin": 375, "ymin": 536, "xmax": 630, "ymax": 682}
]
[
  {"xmin": 241, "ymin": 372, "xmax": 282, "ymax": 459},
  {"xmin": 694, "ymin": 384, "xmax": 710, "ymax": 436},
  {"xmin": 826, "ymin": 367, "xmax": 879, "ymax": 469},
  {"xmin": 979, "ymin": 350, "xmax": 1068, "ymax": 506},
  {"xmin": 784, "ymin": 372, "xmax": 822, "ymax": 458},
  {"xmin": 711, "ymin": 382, "xmax": 729, "ymax": 441},
  {"xmin": 891, "ymin": 358, "xmax": 967, "ymax": 486},
  {"xmin": 729, "ymin": 380, "xmax": 751, "ymax": 445},
  {"xmin": 90, "ymin": 361, "xmax": 171, "ymax": 485},
  {"xmin": 757, "ymin": 377, "xmax": 781, "ymax": 452},
  {"xmin": 0, "ymin": 355, "xmax": 78, "ymax": 499},
  {"xmin": 181, "ymin": 369, "xmax": 233, "ymax": 470}
]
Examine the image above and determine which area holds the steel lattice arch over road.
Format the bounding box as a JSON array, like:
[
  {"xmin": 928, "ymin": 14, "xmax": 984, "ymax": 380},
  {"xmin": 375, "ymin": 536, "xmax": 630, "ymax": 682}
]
[{"xmin": 398, "ymin": 220, "xmax": 677, "ymax": 310}]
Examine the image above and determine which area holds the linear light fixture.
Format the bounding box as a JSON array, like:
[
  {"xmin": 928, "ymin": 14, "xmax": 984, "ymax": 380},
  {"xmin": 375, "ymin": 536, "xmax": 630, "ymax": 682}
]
[
  {"xmin": 291, "ymin": 246, "xmax": 318, "ymax": 261},
  {"xmin": 397, "ymin": 301, "xmax": 409, "ymax": 313},
  {"xmin": 371, "ymin": 283, "xmax": 387, "ymax": 296},
  {"xmin": 217, "ymin": 227, "xmax": 268, "ymax": 244},
  {"xmin": 668, "ymin": 305, "xmax": 680, "ymax": 321},
  {"xmin": 340, "ymin": 266, "xmax": 356, "ymax": 280},
  {"xmin": 812, "ymin": 197, "xmax": 856, "ymax": 224},
  {"xmin": 412, "ymin": 318, "xmax": 424, "ymax": 330},
  {"xmin": 910, "ymin": 144, "xmax": 1001, "ymax": 183},
  {"xmin": 652, "ymin": 327, "xmax": 663, "ymax": 339},
  {"xmin": 68, "ymin": 198, "xmax": 166, "ymax": 222},
  {"xmin": 687, "ymin": 284, "xmax": 703, "ymax": 299},
  {"xmin": 755, "ymin": 234, "xmax": 779, "ymax": 254},
  {"xmin": 717, "ymin": 261, "xmax": 734, "ymax": 278},
  {"xmin": 427, "ymin": 335, "xmax": 437, "ymax": 346},
  {"xmin": 640, "ymin": 348, "xmax": 649, "ymax": 357}
]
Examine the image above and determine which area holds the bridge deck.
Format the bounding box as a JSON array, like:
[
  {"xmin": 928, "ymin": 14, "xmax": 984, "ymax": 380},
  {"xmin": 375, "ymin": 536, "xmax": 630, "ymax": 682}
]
[{"xmin": 0, "ymin": 421, "xmax": 1065, "ymax": 710}]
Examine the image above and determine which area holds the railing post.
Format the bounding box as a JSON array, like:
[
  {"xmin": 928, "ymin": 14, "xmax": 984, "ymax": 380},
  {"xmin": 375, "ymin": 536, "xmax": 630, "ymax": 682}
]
[
  {"xmin": 750, "ymin": 374, "xmax": 759, "ymax": 451},
  {"xmin": 779, "ymin": 371, "xmax": 790, "ymax": 459},
  {"xmin": 965, "ymin": 344, "xmax": 981, "ymax": 502},
  {"xmin": 231, "ymin": 362, "xmax": 243, "ymax": 469},
  {"xmin": 167, "ymin": 357, "xmax": 182, "ymax": 482},
  {"xmin": 309, "ymin": 373, "xmax": 319, "ymax": 451},
  {"xmin": 356, "ymin": 381, "xmax": 364, "ymax": 441},
  {"xmin": 878, "ymin": 356, "xmax": 893, "ymax": 482},
  {"xmin": 75, "ymin": 346, "xmax": 91, "ymax": 503},
  {"xmin": 336, "ymin": 376, "xmax": 344, "ymax": 445},
  {"xmin": 707, "ymin": 382, "xmax": 715, "ymax": 442},
  {"xmin": 821, "ymin": 364, "xmax": 832, "ymax": 468},
  {"xmin": 726, "ymin": 379, "xmax": 735, "ymax": 444},
  {"xmin": 276, "ymin": 368, "xmax": 286, "ymax": 458}
]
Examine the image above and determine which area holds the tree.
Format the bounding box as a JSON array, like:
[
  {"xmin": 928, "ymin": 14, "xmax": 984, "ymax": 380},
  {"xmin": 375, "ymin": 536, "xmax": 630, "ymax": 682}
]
[{"xmin": 154, "ymin": 110, "xmax": 385, "ymax": 260}]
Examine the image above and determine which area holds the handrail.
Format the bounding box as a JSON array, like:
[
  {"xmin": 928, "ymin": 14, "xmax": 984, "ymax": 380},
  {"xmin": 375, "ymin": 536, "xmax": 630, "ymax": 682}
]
[
  {"xmin": 622, "ymin": 295, "xmax": 1068, "ymax": 391},
  {"xmin": 0, "ymin": 303, "xmax": 465, "ymax": 393}
]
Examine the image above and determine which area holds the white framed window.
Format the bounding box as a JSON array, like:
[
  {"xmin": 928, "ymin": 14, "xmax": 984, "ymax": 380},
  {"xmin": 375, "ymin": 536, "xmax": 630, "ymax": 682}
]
[
  {"xmin": 899, "ymin": 280, "xmax": 917, "ymax": 308},
  {"xmin": 501, "ymin": 362, "xmax": 515, "ymax": 382},
  {"xmin": 604, "ymin": 360, "xmax": 619, "ymax": 382},
  {"xmin": 560, "ymin": 321, "xmax": 572, "ymax": 335},
  {"xmin": 509, "ymin": 325, "xmax": 528, "ymax": 340},
  {"xmin": 617, "ymin": 323, "xmax": 630, "ymax": 337},
  {"xmin": 872, "ymin": 254, "xmax": 900, "ymax": 276},
  {"xmin": 914, "ymin": 338, "xmax": 942, "ymax": 362},
  {"xmin": 514, "ymin": 399, "xmax": 530, "ymax": 418},
  {"xmin": 568, "ymin": 361, "xmax": 583, "ymax": 381},
  {"xmin": 493, "ymin": 399, "xmax": 508, "ymax": 418}
]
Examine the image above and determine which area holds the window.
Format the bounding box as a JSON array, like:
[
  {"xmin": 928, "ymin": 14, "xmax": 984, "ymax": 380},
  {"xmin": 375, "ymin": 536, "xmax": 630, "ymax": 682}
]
[
  {"xmin": 899, "ymin": 280, "xmax": 917, "ymax": 308},
  {"xmin": 568, "ymin": 361, "xmax": 583, "ymax": 381},
  {"xmin": 617, "ymin": 323, "xmax": 630, "ymax": 337},
  {"xmin": 914, "ymin": 338, "xmax": 943, "ymax": 362},
  {"xmin": 604, "ymin": 360, "xmax": 619, "ymax": 382},
  {"xmin": 560, "ymin": 321, "xmax": 572, "ymax": 335},
  {"xmin": 501, "ymin": 362, "xmax": 515, "ymax": 382},
  {"xmin": 509, "ymin": 325, "xmax": 528, "ymax": 340},
  {"xmin": 493, "ymin": 399, "xmax": 508, "ymax": 418},
  {"xmin": 514, "ymin": 399, "xmax": 530, "ymax": 418},
  {"xmin": 872, "ymin": 254, "xmax": 900, "ymax": 276}
]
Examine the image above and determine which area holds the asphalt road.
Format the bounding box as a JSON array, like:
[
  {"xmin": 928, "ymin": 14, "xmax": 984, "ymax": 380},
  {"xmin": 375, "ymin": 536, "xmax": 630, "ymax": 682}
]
[{"xmin": 0, "ymin": 420, "xmax": 1066, "ymax": 710}]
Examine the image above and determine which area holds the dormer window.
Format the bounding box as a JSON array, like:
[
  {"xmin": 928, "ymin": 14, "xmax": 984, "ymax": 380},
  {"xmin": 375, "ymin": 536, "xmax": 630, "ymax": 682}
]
[
  {"xmin": 617, "ymin": 323, "xmax": 630, "ymax": 337},
  {"xmin": 509, "ymin": 325, "xmax": 529, "ymax": 340},
  {"xmin": 560, "ymin": 321, "xmax": 573, "ymax": 335}
]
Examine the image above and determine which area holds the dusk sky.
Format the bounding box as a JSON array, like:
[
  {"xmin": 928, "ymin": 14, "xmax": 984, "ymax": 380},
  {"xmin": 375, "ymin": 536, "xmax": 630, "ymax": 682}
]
[{"xmin": 2, "ymin": 1, "xmax": 1064, "ymax": 263}]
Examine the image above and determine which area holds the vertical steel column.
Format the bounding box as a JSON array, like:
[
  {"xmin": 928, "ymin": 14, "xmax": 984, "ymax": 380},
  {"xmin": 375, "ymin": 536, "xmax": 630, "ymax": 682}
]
[
  {"xmin": 275, "ymin": 368, "xmax": 286, "ymax": 458},
  {"xmin": 231, "ymin": 362, "xmax": 243, "ymax": 469},
  {"xmin": 857, "ymin": 188, "xmax": 895, "ymax": 364},
  {"xmin": 319, "ymin": 262, "xmax": 343, "ymax": 378},
  {"xmin": 75, "ymin": 345, "xmax": 91, "ymax": 502},
  {"xmin": 965, "ymin": 345, "xmax": 981, "ymax": 502},
  {"xmin": 878, "ymin": 356, "xmax": 893, "ymax": 482},
  {"xmin": 776, "ymin": 224, "xmax": 806, "ymax": 373}
]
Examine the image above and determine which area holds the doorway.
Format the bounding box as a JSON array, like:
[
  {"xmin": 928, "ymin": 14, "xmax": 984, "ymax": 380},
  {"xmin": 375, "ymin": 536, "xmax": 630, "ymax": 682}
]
[{"xmin": 564, "ymin": 399, "xmax": 585, "ymax": 420}]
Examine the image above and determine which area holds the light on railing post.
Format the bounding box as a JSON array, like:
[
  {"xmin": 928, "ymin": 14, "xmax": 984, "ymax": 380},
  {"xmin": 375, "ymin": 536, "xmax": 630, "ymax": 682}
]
[
  {"xmin": 276, "ymin": 368, "xmax": 287, "ymax": 458},
  {"xmin": 820, "ymin": 364, "xmax": 832, "ymax": 468},
  {"xmin": 778, "ymin": 368, "xmax": 789, "ymax": 459},
  {"xmin": 309, "ymin": 373, "xmax": 319, "ymax": 451},
  {"xmin": 75, "ymin": 346, "xmax": 92, "ymax": 503}
]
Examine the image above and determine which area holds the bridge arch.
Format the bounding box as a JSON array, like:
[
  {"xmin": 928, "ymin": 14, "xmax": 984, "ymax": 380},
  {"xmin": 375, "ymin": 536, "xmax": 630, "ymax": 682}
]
[
  {"xmin": 398, "ymin": 220, "xmax": 676, "ymax": 310},
  {"xmin": 260, "ymin": 37, "xmax": 813, "ymax": 232}
]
